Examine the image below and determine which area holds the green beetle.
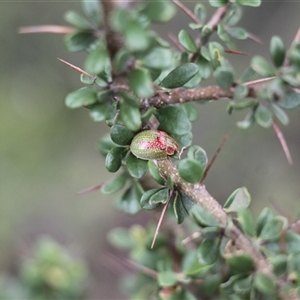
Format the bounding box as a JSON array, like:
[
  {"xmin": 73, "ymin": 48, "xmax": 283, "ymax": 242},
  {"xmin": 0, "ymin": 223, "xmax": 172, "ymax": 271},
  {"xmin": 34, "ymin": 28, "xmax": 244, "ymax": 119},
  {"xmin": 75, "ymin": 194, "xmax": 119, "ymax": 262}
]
[{"xmin": 130, "ymin": 130, "xmax": 179, "ymax": 160}]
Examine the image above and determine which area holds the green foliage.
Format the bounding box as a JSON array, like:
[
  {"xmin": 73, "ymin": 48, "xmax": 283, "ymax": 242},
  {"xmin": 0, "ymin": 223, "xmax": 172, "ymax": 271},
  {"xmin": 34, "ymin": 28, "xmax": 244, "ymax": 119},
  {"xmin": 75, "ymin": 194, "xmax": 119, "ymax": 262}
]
[
  {"xmin": 26, "ymin": 0, "xmax": 300, "ymax": 298},
  {"xmin": 0, "ymin": 238, "xmax": 88, "ymax": 300}
]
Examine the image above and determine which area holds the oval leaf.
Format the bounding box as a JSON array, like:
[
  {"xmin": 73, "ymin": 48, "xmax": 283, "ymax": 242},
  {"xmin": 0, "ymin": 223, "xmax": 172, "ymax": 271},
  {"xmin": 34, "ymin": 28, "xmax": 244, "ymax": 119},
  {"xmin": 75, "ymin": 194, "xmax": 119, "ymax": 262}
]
[
  {"xmin": 159, "ymin": 63, "xmax": 199, "ymax": 88},
  {"xmin": 178, "ymin": 158, "xmax": 204, "ymax": 184}
]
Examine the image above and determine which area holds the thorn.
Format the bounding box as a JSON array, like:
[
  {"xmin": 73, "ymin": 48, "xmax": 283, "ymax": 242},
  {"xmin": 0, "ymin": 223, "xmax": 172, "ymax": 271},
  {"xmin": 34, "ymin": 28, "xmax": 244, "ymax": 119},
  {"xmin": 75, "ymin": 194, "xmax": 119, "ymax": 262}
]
[
  {"xmin": 201, "ymin": 131, "xmax": 231, "ymax": 184},
  {"xmin": 182, "ymin": 231, "xmax": 201, "ymax": 245},
  {"xmin": 247, "ymin": 32, "xmax": 263, "ymax": 44},
  {"xmin": 244, "ymin": 76, "xmax": 275, "ymax": 87},
  {"xmin": 224, "ymin": 48, "xmax": 249, "ymax": 56},
  {"xmin": 76, "ymin": 183, "xmax": 103, "ymax": 195},
  {"xmin": 57, "ymin": 58, "xmax": 96, "ymax": 81},
  {"xmin": 151, "ymin": 190, "xmax": 174, "ymax": 249},
  {"xmin": 18, "ymin": 25, "xmax": 75, "ymax": 34},
  {"xmin": 272, "ymin": 120, "xmax": 293, "ymax": 166}
]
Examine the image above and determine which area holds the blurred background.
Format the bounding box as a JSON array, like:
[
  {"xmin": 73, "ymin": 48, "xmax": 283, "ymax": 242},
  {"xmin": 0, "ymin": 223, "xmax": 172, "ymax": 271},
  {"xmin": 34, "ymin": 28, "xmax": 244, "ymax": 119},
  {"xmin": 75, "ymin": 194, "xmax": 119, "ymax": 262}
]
[{"xmin": 1, "ymin": 1, "xmax": 300, "ymax": 299}]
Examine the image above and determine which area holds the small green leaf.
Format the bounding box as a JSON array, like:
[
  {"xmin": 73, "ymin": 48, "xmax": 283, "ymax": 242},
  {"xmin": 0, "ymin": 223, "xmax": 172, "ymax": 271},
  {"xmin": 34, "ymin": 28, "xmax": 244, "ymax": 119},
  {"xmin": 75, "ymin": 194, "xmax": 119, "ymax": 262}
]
[
  {"xmin": 270, "ymin": 36, "xmax": 285, "ymax": 67},
  {"xmin": 110, "ymin": 124, "xmax": 134, "ymax": 146},
  {"xmin": 238, "ymin": 66, "xmax": 257, "ymax": 84},
  {"xmin": 101, "ymin": 174, "xmax": 127, "ymax": 194},
  {"xmin": 181, "ymin": 103, "xmax": 199, "ymax": 122},
  {"xmin": 105, "ymin": 146, "xmax": 127, "ymax": 173},
  {"xmin": 191, "ymin": 205, "xmax": 220, "ymax": 227},
  {"xmin": 208, "ymin": 42, "xmax": 224, "ymax": 69},
  {"xmin": 286, "ymin": 231, "xmax": 300, "ymax": 254},
  {"xmin": 194, "ymin": 4, "xmax": 207, "ymax": 23},
  {"xmin": 233, "ymin": 276, "xmax": 252, "ymax": 294},
  {"xmin": 142, "ymin": 47, "xmax": 174, "ymax": 70},
  {"xmin": 236, "ymin": 111, "xmax": 255, "ymax": 129},
  {"xmin": 171, "ymin": 132, "xmax": 193, "ymax": 148},
  {"xmin": 233, "ymin": 85, "xmax": 249, "ymax": 100},
  {"xmin": 255, "ymin": 104, "xmax": 272, "ymax": 128},
  {"xmin": 256, "ymin": 207, "xmax": 274, "ymax": 236},
  {"xmin": 98, "ymin": 134, "xmax": 116, "ymax": 157},
  {"xmin": 155, "ymin": 106, "xmax": 192, "ymax": 135},
  {"xmin": 85, "ymin": 45, "xmax": 108, "ymax": 75},
  {"xmin": 237, "ymin": 208, "xmax": 255, "ymax": 237},
  {"xmin": 107, "ymin": 227, "xmax": 132, "ymax": 249},
  {"xmin": 227, "ymin": 255, "xmax": 254, "ymax": 273},
  {"xmin": 209, "ymin": 0, "xmax": 229, "ymax": 8},
  {"xmin": 64, "ymin": 10, "xmax": 92, "ymax": 29},
  {"xmin": 259, "ymin": 218, "xmax": 282, "ymax": 241},
  {"xmin": 254, "ymin": 272, "xmax": 275, "ymax": 295},
  {"xmin": 148, "ymin": 160, "xmax": 165, "ymax": 185},
  {"xmin": 272, "ymin": 103, "xmax": 289, "ymax": 125},
  {"xmin": 159, "ymin": 63, "xmax": 199, "ymax": 89},
  {"xmin": 89, "ymin": 103, "xmax": 106, "ymax": 122},
  {"xmin": 237, "ymin": 0, "xmax": 261, "ymax": 7},
  {"xmin": 251, "ymin": 56, "xmax": 275, "ymax": 77},
  {"xmin": 178, "ymin": 158, "xmax": 204, "ymax": 184},
  {"xmin": 157, "ymin": 271, "xmax": 177, "ymax": 287},
  {"xmin": 140, "ymin": 188, "xmax": 161, "ymax": 210},
  {"xmin": 187, "ymin": 145, "xmax": 208, "ymax": 168},
  {"xmin": 142, "ymin": 0, "xmax": 176, "ymax": 23},
  {"xmin": 64, "ymin": 31, "xmax": 96, "ymax": 52},
  {"xmin": 279, "ymin": 90, "xmax": 300, "ymax": 110},
  {"xmin": 178, "ymin": 30, "xmax": 198, "ymax": 53},
  {"xmin": 197, "ymin": 238, "xmax": 220, "ymax": 265},
  {"xmin": 214, "ymin": 66, "xmax": 234, "ymax": 89},
  {"xmin": 269, "ymin": 254, "xmax": 287, "ymax": 277},
  {"xmin": 173, "ymin": 193, "xmax": 186, "ymax": 224},
  {"xmin": 197, "ymin": 56, "xmax": 211, "ymax": 79},
  {"xmin": 287, "ymin": 252, "xmax": 300, "ymax": 278},
  {"xmin": 128, "ymin": 68, "xmax": 154, "ymax": 98},
  {"xmin": 227, "ymin": 27, "xmax": 248, "ymax": 40},
  {"xmin": 150, "ymin": 188, "xmax": 168, "ymax": 204},
  {"xmin": 126, "ymin": 153, "xmax": 148, "ymax": 178},
  {"xmin": 224, "ymin": 187, "xmax": 251, "ymax": 212},
  {"xmin": 81, "ymin": 0, "xmax": 102, "ymax": 25},
  {"xmin": 120, "ymin": 102, "xmax": 141, "ymax": 132},
  {"xmin": 180, "ymin": 193, "xmax": 195, "ymax": 213},
  {"xmin": 116, "ymin": 185, "xmax": 142, "ymax": 214},
  {"xmin": 124, "ymin": 20, "xmax": 150, "ymax": 52},
  {"xmin": 65, "ymin": 87, "xmax": 97, "ymax": 108},
  {"xmin": 119, "ymin": 91, "xmax": 140, "ymax": 108}
]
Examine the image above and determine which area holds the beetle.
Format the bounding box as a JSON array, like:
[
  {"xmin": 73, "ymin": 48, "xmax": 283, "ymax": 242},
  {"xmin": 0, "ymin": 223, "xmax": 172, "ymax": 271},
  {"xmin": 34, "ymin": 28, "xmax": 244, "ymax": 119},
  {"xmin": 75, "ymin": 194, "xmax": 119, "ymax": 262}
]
[{"xmin": 130, "ymin": 130, "xmax": 179, "ymax": 160}]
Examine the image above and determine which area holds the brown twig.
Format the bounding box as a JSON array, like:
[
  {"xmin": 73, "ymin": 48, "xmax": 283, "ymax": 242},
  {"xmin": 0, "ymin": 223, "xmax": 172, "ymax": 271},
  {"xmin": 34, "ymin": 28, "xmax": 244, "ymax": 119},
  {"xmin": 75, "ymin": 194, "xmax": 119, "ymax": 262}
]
[
  {"xmin": 207, "ymin": 2, "xmax": 232, "ymax": 30},
  {"xmin": 172, "ymin": 0, "xmax": 200, "ymax": 24}
]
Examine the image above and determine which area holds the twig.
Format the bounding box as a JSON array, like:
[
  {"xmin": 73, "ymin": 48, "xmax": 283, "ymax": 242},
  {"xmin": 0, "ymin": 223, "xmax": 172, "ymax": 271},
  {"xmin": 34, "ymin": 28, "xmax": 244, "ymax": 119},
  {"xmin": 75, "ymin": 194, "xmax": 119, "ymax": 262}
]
[{"xmin": 172, "ymin": 0, "xmax": 200, "ymax": 24}]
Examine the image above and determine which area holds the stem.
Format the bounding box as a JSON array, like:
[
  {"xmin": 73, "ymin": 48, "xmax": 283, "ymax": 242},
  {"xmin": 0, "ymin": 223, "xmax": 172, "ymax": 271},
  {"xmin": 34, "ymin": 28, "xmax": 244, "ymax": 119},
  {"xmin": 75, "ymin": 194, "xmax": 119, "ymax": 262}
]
[{"xmin": 156, "ymin": 158, "xmax": 299, "ymax": 300}]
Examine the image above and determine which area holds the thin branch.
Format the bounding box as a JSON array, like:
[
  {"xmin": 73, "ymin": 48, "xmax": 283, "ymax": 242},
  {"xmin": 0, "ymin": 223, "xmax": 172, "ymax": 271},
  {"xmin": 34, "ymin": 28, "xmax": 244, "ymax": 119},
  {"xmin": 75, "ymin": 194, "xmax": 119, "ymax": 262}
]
[
  {"xmin": 272, "ymin": 120, "xmax": 293, "ymax": 165},
  {"xmin": 207, "ymin": 2, "xmax": 232, "ymax": 30},
  {"xmin": 155, "ymin": 159, "xmax": 296, "ymax": 300},
  {"xmin": 143, "ymin": 86, "xmax": 234, "ymax": 108},
  {"xmin": 19, "ymin": 25, "xmax": 75, "ymax": 34},
  {"xmin": 168, "ymin": 33, "xmax": 185, "ymax": 52},
  {"xmin": 201, "ymin": 131, "xmax": 231, "ymax": 184},
  {"xmin": 172, "ymin": 0, "xmax": 200, "ymax": 24}
]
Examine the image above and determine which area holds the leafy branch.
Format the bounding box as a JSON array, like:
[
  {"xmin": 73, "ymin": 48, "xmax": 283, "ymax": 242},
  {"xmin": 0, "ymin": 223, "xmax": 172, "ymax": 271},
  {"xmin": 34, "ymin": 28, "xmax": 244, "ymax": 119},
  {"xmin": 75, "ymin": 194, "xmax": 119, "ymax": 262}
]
[{"xmin": 20, "ymin": 0, "xmax": 300, "ymax": 299}]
